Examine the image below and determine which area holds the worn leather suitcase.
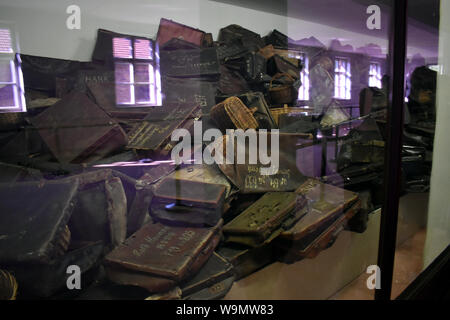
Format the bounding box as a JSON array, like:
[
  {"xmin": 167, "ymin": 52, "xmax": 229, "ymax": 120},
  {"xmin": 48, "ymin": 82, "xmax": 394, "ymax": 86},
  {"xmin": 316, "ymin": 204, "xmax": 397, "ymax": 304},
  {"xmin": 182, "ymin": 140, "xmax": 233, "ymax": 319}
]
[
  {"xmin": 216, "ymin": 43, "xmax": 249, "ymax": 63},
  {"xmin": 267, "ymin": 55, "xmax": 301, "ymax": 80},
  {"xmin": 104, "ymin": 221, "xmax": 222, "ymax": 292},
  {"xmin": 275, "ymin": 179, "xmax": 359, "ymax": 262},
  {"xmin": 216, "ymin": 92, "xmax": 276, "ymax": 129},
  {"xmin": 150, "ymin": 177, "xmax": 227, "ymax": 227},
  {"xmin": 264, "ymin": 29, "xmax": 295, "ymax": 49},
  {"xmin": 218, "ymin": 65, "xmax": 251, "ymax": 96},
  {"xmin": 160, "ymin": 47, "xmax": 220, "ymax": 78},
  {"xmin": 157, "ymin": 18, "xmax": 206, "ymax": 47},
  {"xmin": 210, "ymin": 96, "xmax": 259, "ymax": 132},
  {"xmin": 31, "ymin": 91, "xmax": 128, "ymax": 164},
  {"xmin": 277, "ymin": 200, "xmax": 361, "ymax": 263},
  {"xmin": 218, "ymin": 25, "xmax": 265, "ymax": 52},
  {"xmin": 223, "ymin": 192, "xmax": 307, "ymax": 247},
  {"xmin": 0, "ymin": 180, "xmax": 79, "ymax": 264},
  {"xmin": 213, "ymin": 133, "xmax": 312, "ymax": 193},
  {"xmin": 224, "ymin": 52, "xmax": 267, "ymax": 82},
  {"xmin": 126, "ymin": 103, "xmax": 201, "ymax": 156},
  {"xmin": 9, "ymin": 242, "xmax": 104, "ymax": 298},
  {"xmin": 60, "ymin": 169, "xmax": 128, "ymax": 247},
  {"xmin": 0, "ymin": 162, "xmax": 43, "ymax": 183}
]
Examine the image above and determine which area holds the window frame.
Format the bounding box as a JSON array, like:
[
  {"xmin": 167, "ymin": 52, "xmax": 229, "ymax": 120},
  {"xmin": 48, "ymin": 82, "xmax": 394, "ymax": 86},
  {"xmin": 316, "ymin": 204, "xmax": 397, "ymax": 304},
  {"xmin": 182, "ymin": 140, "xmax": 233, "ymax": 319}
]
[
  {"xmin": 112, "ymin": 35, "xmax": 162, "ymax": 107},
  {"xmin": 369, "ymin": 61, "xmax": 382, "ymax": 88},
  {"xmin": 0, "ymin": 24, "xmax": 26, "ymax": 113},
  {"xmin": 334, "ymin": 56, "xmax": 352, "ymax": 100}
]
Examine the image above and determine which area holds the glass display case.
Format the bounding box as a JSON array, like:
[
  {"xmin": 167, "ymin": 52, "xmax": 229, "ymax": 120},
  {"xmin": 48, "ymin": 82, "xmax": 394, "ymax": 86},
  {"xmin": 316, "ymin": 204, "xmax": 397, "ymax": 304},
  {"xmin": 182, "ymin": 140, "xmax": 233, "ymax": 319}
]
[{"xmin": 0, "ymin": 0, "xmax": 447, "ymax": 301}]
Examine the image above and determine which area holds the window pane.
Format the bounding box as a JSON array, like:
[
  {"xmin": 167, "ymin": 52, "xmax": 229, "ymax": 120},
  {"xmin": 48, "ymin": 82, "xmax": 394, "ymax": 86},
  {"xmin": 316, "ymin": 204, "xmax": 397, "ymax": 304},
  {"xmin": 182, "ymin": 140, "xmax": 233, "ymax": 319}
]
[
  {"xmin": 134, "ymin": 63, "xmax": 150, "ymax": 83},
  {"xmin": 113, "ymin": 37, "xmax": 132, "ymax": 58},
  {"xmin": 115, "ymin": 84, "xmax": 133, "ymax": 104},
  {"xmin": 134, "ymin": 39, "xmax": 152, "ymax": 60},
  {"xmin": 0, "ymin": 28, "xmax": 12, "ymax": 53},
  {"xmin": 0, "ymin": 60, "xmax": 13, "ymax": 82},
  {"xmin": 115, "ymin": 62, "xmax": 132, "ymax": 83},
  {"xmin": 0, "ymin": 84, "xmax": 17, "ymax": 108},
  {"xmin": 135, "ymin": 84, "xmax": 151, "ymax": 104}
]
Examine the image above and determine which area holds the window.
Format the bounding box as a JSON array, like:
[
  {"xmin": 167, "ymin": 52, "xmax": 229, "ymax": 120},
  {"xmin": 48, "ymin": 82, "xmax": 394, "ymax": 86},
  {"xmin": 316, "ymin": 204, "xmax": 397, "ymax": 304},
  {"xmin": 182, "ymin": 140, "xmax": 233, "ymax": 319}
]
[
  {"xmin": 0, "ymin": 27, "xmax": 26, "ymax": 113},
  {"xmin": 298, "ymin": 53, "xmax": 309, "ymax": 101},
  {"xmin": 113, "ymin": 36, "xmax": 162, "ymax": 106},
  {"xmin": 369, "ymin": 62, "xmax": 382, "ymax": 88},
  {"xmin": 334, "ymin": 57, "xmax": 351, "ymax": 100}
]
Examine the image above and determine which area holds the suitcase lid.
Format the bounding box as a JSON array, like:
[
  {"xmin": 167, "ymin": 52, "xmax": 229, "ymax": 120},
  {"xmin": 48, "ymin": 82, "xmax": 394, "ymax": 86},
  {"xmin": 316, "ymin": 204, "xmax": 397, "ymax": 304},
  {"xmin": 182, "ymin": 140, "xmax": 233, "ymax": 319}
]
[
  {"xmin": 0, "ymin": 180, "xmax": 79, "ymax": 264},
  {"xmin": 105, "ymin": 220, "xmax": 222, "ymax": 281},
  {"xmin": 153, "ymin": 177, "xmax": 227, "ymax": 208},
  {"xmin": 30, "ymin": 91, "xmax": 126, "ymax": 163},
  {"xmin": 126, "ymin": 102, "xmax": 200, "ymax": 151},
  {"xmin": 223, "ymin": 192, "xmax": 297, "ymax": 235},
  {"xmin": 279, "ymin": 179, "xmax": 358, "ymax": 241},
  {"xmin": 157, "ymin": 18, "xmax": 206, "ymax": 47}
]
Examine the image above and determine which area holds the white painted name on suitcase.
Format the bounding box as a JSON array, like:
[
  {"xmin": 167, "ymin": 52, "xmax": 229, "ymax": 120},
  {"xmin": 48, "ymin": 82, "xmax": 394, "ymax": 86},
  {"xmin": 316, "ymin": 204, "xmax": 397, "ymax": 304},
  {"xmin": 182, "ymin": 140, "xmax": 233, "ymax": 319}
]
[{"xmin": 170, "ymin": 121, "xmax": 280, "ymax": 176}]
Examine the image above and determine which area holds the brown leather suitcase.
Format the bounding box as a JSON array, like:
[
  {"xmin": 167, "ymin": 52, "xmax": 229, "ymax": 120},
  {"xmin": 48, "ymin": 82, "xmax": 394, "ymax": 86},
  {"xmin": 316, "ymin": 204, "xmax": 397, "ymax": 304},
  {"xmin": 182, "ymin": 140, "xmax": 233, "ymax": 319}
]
[
  {"xmin": 210, "ymin": 96, "xmax": 259, "ymax": 132},
  {"xmin": 30, "ymin": 91, "xmax": 128, "ymax": 164},
  {"xmin": 276, "ymin": 200, "xmax": 361, "ymax": 263},
  {"xmin": 104, "ymin": 220, "xmax": 222, "ymax": 292},
  {"xmin": 213, "ymin": 133, "xmax": 313, "ymax": 193},
  {"xmin": 275, "ymin": 179, "xmax": 360, "ymax": 262},
  {"xmin": 223, "ymin": 192, "xmax": 305, "ymax": 247},
  {"xmin": 126, "ymin": 103, "xmax": 201, "ymax": 156},
  {"xmin": 0, "ymin": 180, "xmax": 79, "ymax": 264},
  {"xmin": 150, "ymin": 177, "xmax": 227, "ymax": 227},
  {"xmin": 160, "ymin": 48, "xmax": 220, "ymax": 78},
  {"xmin": 157, "ymin": 18, "xmax": 207, "ymax": 47}
]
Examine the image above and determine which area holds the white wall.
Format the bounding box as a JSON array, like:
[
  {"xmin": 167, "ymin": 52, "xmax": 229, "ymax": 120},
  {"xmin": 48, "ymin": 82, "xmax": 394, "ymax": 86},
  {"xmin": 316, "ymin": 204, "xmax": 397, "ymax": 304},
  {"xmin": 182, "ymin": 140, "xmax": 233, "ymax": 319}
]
[
  {"xmin": 423, "ymin": 0, "xmax": 450, "ymax": 268},
  {"xmin": 0, "ymin": 0, "xmax": 432, "ymax": 62}
]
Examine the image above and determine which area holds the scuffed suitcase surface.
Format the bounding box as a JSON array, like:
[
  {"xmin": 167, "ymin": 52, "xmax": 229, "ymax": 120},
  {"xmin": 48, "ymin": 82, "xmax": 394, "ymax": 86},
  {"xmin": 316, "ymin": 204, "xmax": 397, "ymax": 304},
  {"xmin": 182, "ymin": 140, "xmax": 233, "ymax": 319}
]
[
  {"xmin": 213, "ymin": 133, "xmax": 312, "ymax": 193},
  {"xmin": 126, "ymin": 103, "xmax": 200, "ymax": 155},
  {"xmin": 277, "ymin": 200, "xmax": 361, "ymax": 263},
  {"xmin": 160, "ymin": 48, "xmax": 220, "ymax": 78},
  {"xmin": 223, "ymin": 192, "xmax": 301, "ymax": 247},
  {"xmin": 0, "ymin": 162, "xmax": 43, "ymax": 183},
  {"xmin": 104, "ymin": 220, "xmax": 222, "ymax": 282},
  {"xmin": 218, "ymin": 25, "xmax": 265, "ymax": 52},
  {"xmin": 30, "ymin": 91, "xmax": 127, "ymax": 163},
  {"xmin": 0, "ymin": 180, "xmax": 79, "ymax": 264},
  {"xmin": 180, "ymin": 252, "xmax": 234, "ymax": 300},
  {"xmin": 150, "ymin": 178, "xmax": 227, "ymax": 227},
  {"xmin": 157, "ymin": 18, "xmax": 206, "ymax": 47},
  {"xmin": 10, "ymin": 242, "xmax": 104, "ymax": 298}
]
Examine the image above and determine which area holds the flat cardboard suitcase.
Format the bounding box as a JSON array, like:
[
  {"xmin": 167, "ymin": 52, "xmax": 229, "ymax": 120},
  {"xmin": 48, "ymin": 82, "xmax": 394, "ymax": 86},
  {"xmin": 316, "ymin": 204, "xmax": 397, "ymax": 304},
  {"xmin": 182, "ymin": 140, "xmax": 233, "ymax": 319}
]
[
  {"xmin": 160, "ymin": 47, "xmax": 220, "ymax": 78},
  {"xmin": 0, "ymin": 180, "xmax": 79, "ymax": 264},
  {"xmin": 150, "ymin": 177, "xmax": 227, "ymax": 227},
  {"xmin": 61, "ymin": 169, "xmax": 128, "ymax": 248},
  {"xmin": 223, "ymin": 192, "xmax": 307, "ymax": 247},
  {"xmin": 210, "ymin": 96, "xmax": 259, "ymax": 132},
  {"xmin": 276, "ymin": 200, "xmax": 361, "ymax": 263},
  {"xmin": 156, "ymin": 18, "xmax": 207, "ymax": 47},
  {"xmin": 213, "ymin": 133, "xmax": 312, "ymax": 193},
  {"xmin": 126, "ymin": 103, "xmax": 201, "ymax": 156},
  {"xmin": 104, "ymin": 221, "xmax": 222, "ymax": 292},
  {"xmin": 267, "ymin": 54, "xmax": 302, "ymax": 80},
  {"xmin": 30, "ymin": 91, "xmax": 128, "ymax": 164}
]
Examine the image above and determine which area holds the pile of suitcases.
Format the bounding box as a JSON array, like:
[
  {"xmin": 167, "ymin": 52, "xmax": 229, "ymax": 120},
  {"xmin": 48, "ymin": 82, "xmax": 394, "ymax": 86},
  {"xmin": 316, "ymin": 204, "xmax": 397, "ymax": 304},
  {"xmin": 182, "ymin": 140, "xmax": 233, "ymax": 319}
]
[{"xmin": 0, "ymin": 18, "xmax": 381, "ymax": 300}]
